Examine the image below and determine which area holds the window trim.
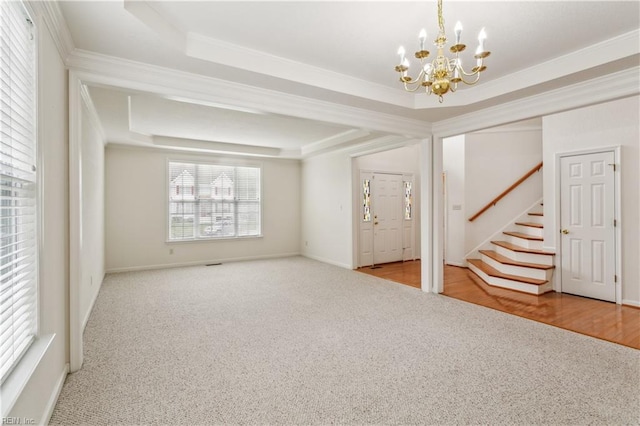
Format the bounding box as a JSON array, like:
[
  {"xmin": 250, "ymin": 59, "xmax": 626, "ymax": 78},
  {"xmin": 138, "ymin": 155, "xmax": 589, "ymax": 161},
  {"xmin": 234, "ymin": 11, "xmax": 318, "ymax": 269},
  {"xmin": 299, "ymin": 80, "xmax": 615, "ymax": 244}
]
[
  {"xmin": 0, "ymin": 0, "xmax": 39, "ymax": 384},
  {"xmin": 165, "ymin": 158, "xmax": 263, "ymax": 243},
  {"xmin": 0, "ymin": 0, "xmax": 46, "ymax": 417}
]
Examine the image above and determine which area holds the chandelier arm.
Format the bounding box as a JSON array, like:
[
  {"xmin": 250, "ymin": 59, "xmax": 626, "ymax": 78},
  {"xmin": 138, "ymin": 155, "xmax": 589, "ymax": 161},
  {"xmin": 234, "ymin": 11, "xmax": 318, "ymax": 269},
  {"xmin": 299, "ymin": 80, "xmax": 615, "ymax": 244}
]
[
  {"xmin": 456, "ymin": 72, "xmax": 482, "ymax": 86},
  {"xmin": 403, "ymin": 82, "xmax": 426, "ymax": 92},
  {"xmin": 457, "ymin": 68, "xmax": 479, "ymax": 77}
]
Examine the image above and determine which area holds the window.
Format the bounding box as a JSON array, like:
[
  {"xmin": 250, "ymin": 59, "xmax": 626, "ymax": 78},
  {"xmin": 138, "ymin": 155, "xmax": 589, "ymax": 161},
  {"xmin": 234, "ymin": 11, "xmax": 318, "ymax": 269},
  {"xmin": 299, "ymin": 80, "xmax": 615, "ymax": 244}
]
[
  {"xmin": 404, "ymin": 181, "xmax": 412, "ymax": 220},
  {"xmin": 0, "ymin": 1, "xmax": 38, "ymax": 383},
  {"xmin": 168, "ymin": 162, "xmax": 261, "ymax": 240}
]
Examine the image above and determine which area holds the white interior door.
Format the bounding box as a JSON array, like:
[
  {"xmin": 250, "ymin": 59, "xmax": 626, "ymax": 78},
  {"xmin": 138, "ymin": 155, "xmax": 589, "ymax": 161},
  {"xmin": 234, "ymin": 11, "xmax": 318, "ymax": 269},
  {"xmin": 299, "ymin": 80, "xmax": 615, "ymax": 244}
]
[
  {"xmin": 373, "ymin": 173, "xmax": 403, "ymax": 264},
  {"xmin": 560, "ymin": 151, "xmax": 616, "ymax": 302}
]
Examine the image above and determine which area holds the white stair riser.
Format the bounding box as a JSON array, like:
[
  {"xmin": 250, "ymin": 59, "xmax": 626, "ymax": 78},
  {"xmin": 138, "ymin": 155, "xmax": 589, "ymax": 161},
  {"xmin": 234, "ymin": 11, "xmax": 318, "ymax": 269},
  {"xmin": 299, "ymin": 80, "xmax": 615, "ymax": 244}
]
[
  {"xmin": 480, "ymin": 254, "xmax": 552, "ymax": 281},
  {"xmin": 526, "ymin": 214, "xmax": 544, "ymax": 225},
  {"xmin": 494, "ymin": 245, "xmax": 554, "ymax": 266},
  {"xmin": 515, "ymin": 225, "xmax": 543, "ymax": 238},
  {"xmin": 505, "ymin": 234, "xmax": 543, "ymax": 250},
  {"xmin": 468, "ymin": 263, "xmax": 552, "ymax": 295}
]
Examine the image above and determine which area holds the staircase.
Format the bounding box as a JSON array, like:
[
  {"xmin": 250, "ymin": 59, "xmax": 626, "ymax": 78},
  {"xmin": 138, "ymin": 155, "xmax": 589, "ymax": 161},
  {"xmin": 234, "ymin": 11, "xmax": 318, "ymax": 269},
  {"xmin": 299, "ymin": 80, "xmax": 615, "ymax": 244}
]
[{"xmin": 467, "ymin": 205, "xmax": 555, "ymax": 295}]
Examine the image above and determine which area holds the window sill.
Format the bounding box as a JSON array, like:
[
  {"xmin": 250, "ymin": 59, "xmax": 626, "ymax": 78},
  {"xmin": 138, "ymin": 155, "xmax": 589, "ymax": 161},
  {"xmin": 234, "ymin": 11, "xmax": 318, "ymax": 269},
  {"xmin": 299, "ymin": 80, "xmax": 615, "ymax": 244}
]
[
  {"xmin": 0, "ymin": 334, "xmax": 55, "ymax": 417},
  {"xmin": 166, "ymin": 234, "xmax": 264, "ymax": 244}
]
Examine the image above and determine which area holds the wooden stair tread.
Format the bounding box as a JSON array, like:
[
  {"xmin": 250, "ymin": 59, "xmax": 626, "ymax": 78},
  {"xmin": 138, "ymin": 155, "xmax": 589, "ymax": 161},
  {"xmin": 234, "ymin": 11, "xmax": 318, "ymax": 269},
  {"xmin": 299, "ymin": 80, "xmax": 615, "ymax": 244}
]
[
  {"xmin": 479, "ymin": 250, "xmax": 555, "ymax": 270},
  {"xmin": 468, "ymin": 259, "xmax": 548, "ymax": 286},
  {"xmin": 515, "ymin": 221, "xmax": 543, "ymax": 228},
  {"xmin": 491, "ymin": 240, "xmax": 556, "ymax": 256},
  {"xmin": 503, "ymin": 231, "xmax": 543, "ymax": 241},
  {"xmin": 528, "ymin": 212, "xmax": 543, "ymax": 217}
]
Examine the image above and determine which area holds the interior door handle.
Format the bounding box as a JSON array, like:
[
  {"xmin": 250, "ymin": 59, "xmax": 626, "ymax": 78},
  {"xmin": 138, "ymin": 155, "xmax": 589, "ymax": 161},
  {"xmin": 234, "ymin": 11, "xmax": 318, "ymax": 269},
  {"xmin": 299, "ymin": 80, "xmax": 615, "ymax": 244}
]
[
  {"xmin": 561, "ymin": 229, "xmax": 569, "ymax": 234},
  {"xmin": 374, "ymin": 221, "xmax": 379, "ymax": 225}
]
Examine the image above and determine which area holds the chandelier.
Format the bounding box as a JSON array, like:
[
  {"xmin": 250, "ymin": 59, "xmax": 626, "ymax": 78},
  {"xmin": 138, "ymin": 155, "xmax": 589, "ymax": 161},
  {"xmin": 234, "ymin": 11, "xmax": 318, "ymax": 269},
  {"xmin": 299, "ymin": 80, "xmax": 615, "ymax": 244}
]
[{"xmin": 394, "ymin": 0, "xmax": 491, "ymax": 103}]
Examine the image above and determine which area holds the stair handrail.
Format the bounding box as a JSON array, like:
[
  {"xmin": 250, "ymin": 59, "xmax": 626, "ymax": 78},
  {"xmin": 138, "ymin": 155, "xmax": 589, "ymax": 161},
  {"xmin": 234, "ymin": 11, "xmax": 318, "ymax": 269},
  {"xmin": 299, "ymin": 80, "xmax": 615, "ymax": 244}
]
[{"xmin": 468, "ymin": 162, "xmax": 543, "ymax": 222}]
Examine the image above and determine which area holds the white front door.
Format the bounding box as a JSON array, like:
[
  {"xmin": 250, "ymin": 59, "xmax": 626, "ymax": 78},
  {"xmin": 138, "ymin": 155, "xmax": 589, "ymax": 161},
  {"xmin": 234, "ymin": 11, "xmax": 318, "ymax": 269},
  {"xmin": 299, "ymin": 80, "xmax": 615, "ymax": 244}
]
[
  {"xmin": 560, "ymin": 151, "xmax": 616, "ymax": 302},
  {"xmin": 373, "ymin": 173, "xmax": 403, "ymax": 264}
]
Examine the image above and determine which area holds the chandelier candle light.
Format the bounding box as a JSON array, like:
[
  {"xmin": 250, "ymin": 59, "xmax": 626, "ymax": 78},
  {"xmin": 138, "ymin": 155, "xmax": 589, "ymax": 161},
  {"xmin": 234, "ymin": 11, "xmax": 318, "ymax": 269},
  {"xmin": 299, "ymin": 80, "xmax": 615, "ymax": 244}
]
[{"xmin": 394, "ymin": 0, "xmax": 491, "ymax": 103}]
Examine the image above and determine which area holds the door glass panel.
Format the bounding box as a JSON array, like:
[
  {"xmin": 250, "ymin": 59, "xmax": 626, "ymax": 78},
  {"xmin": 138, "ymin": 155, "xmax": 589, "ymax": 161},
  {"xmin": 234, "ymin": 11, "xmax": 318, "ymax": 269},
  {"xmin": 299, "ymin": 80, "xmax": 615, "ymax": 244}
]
[
  {"xmin": 404, "ymin": 181, "xmax": 412, "ymax": 220},
  {"xmin": 363, "ymin": 179, "xmax": 371, "ymax": 222}
]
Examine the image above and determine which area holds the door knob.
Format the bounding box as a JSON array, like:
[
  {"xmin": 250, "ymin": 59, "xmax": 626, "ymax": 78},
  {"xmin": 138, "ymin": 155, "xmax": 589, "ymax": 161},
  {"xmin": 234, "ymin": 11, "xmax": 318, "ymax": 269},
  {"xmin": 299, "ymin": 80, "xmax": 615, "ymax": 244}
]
[
  {"xmin": 374, "ymin": 221, "xmax": 379, "ymax": 225},
  {"xmin": 561, "ymin": 229, "xmax": 569, "ymax": 234}
]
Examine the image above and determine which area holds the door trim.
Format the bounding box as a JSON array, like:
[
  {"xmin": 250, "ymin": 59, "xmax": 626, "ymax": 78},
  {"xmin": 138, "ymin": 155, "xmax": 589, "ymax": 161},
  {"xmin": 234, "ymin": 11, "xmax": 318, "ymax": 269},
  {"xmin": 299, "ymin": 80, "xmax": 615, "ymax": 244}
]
[
  {"xmin": 555, "ymin": 146, "xmax": 622, "ymax": 304},
  {"xmin": 356, "ymin": 169, "xmax": 416, "ymax": 268}
]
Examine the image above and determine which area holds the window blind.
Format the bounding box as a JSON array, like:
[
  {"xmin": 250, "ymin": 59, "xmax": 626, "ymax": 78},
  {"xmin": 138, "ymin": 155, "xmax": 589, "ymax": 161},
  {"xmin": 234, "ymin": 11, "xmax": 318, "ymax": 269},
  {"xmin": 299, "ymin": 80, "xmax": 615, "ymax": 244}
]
[
  {"xmin": 168, "ymin": 162, "xmax": 261, "ymax": 240},
  {"xmin": 0, "ymin": 1, "xmax": 38, "ymax": 383}
]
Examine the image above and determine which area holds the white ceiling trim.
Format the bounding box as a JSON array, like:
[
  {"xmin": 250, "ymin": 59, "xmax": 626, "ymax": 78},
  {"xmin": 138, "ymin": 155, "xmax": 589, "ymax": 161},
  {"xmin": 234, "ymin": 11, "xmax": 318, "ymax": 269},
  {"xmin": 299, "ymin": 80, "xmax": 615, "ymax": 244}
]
[
  {"xmin": 432, "ymin": 66, "xmax": 640, "ymax": 138},
  {"xmin": 301, "ymin": 129, "xmax": 371, "ymax": 158},
  {"xmin": 186, "ymin": 32, "xmax": 413, "ymax": 109},
  {"xmin": 123, "ymin": 1, "xmax": 186, "ymax": 50},
  {"xmin": 30, "ymin": 0, "xmax": 75, "ymax": 62},
  {"xmin": 66, "ymin": 49, "xmax": 433, "ymax": 138},
  {"xmin": 344, "ymin": 135, "xmax": 417, "ymax": 159},
  {"xmin": 124, "ymin": 0, "xmax": 412, "ymax": 108},
  {"xmin": 119, "ymin": 1, "xmax": 640, "ymax": 111},
  {"xmin": 153, "ymin": 136, "xmax": 283, "ymax": 158},
  {"xmin": 415, "ymin": 29, "xmax": 640, "ymax": 108}
]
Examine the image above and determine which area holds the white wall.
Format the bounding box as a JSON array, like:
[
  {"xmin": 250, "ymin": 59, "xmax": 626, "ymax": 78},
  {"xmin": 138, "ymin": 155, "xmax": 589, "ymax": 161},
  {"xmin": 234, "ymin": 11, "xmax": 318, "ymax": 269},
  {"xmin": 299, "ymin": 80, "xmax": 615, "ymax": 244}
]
[
  {"xmin": 353, "ymin": 144, "xmax": 422, "ymax": 259},
  {"xmin": 8, "ymin": 12, "xmax": 69, "ymax": 423},
  {"xmin": 79, "ymin": 100, "xmax": 105, "ymax": 328},
  {"xmin": 301, "ymin": 150, "xmax": 353, "ymax": 268},
  {"xmin": 443, "ymin": 135, "xmax": 465, "ymax": 266},
  {"xmin": 465, "ymin": 130, "xmax": 543, "ymax": 253},
  {"xmin": 105, "ymin": 146, "xmax": 301, "ymax": 271},
  {"xmin": 543, "ymin": 95, "xmax": 640, "ymax": 306}
]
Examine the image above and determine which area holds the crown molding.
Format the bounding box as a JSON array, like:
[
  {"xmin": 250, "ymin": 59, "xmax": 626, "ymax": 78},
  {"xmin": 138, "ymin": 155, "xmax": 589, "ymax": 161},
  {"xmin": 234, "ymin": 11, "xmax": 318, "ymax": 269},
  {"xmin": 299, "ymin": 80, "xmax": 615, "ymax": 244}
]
[
  {"xmin": 344, "ymin": 135, "xmax": 417, "ymax": 158},
  {"xmin": 153, "ymin": 136, "xmax": 282, "ymax": 158},
  {"xmin": 66, "ymin": 49, "xmax": 433, "ymax": 138},
  {"xmin": 116, "ymin": 1, "xmax": 640, "ymax": 111},
  {"xmin": 432, "ymin": 66, "xmax": 640, "ymax": 138},
  {"xmin": 30, "ymin": 0, "xmax": 75, "ymax": 62},
  {"xmin": 123, "ymin": 0, "xmax": 186, "ymax": 50},
  {"xmin": 185, "ymin": 32, "xmax": 413, "ymax": 109},
  {"xmin": 301, "ymin": 129, "xmax": 371, "ymax": 158},
  {"xmin": 415, "ymin": 29, "xmax": 640, "ymax": 109},
  {"xmin": 471, "ymin": 123, "xmax": 541, "ymax": 135},
  {"xmin": 123, "ymin": 0, "xmax": 411, "ymax": 108}
]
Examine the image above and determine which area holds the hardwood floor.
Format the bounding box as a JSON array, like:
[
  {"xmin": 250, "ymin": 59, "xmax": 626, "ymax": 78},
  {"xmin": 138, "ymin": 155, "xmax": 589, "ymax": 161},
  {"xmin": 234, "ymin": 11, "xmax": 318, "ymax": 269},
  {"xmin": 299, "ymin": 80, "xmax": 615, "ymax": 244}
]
[
  {"xmin": 357, "ymin": 260, "xmax": 421, "ymax": 289},
  {"xmin": 357, "ymin": 261, "xmax": 640, "ymax": 349}
]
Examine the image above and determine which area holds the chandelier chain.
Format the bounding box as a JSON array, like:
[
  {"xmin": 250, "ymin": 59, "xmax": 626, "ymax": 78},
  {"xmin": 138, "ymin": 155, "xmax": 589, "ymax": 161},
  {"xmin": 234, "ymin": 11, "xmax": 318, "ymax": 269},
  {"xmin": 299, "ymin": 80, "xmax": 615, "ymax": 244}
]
[{"xmin": 437, "ymin": 0, "xmax": 444, "ymax": 35}]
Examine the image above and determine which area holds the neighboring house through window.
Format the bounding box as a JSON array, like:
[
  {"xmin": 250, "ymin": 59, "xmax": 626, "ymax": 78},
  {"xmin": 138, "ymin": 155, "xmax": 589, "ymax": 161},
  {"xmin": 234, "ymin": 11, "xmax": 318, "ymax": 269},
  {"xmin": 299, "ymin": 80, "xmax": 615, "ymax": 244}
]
[{"xmin": 168, "ymin": 161, "xmax": 261, "ymax": 240}]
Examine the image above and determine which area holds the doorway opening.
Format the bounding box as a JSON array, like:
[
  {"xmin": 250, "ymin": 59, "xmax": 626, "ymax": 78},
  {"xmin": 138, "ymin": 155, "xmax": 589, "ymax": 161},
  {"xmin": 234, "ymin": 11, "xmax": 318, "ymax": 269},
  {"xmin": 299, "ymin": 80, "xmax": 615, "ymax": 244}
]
[{"xmin": 352, "ymin": 145, "xmax": 421, "ymax": 281}]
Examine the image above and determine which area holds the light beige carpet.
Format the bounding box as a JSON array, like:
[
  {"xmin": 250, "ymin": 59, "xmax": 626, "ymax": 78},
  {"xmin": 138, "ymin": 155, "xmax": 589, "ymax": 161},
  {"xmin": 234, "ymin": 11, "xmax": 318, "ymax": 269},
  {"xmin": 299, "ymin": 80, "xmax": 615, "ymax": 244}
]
[{"xmin": 50, "ymin": 257, "xmax": 639, "ymax": 425}]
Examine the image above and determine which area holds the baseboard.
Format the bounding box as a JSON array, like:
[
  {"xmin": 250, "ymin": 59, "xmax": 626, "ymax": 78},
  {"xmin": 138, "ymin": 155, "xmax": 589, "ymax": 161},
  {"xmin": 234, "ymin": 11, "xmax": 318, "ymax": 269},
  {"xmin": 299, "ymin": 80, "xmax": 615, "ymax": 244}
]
[
  {"xmin": 42, "ymin": 363, "xmax": 69, "ymax": 426},
  {"xmin": 445, "ymin": 261, "xmax": 466, "ymax": 267},
  {"xmin": 622, "ymin": 299, "xmax": 640, "ymax": 308},
  {"xmin": 302, "ymin": 253, "xmax": 352, "ymax": 270},
  {"xmin": 105, "ymin": 252, "xmax": 301, "ymax": 274}
]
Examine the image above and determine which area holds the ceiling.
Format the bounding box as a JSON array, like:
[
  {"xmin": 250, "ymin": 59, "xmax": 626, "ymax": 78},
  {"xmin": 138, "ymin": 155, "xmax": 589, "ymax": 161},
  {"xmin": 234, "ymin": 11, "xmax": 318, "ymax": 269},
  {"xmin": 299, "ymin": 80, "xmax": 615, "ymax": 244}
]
[{"xmin": 59, "ymin": 1, "xmax": 640, "ymax": 158}]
